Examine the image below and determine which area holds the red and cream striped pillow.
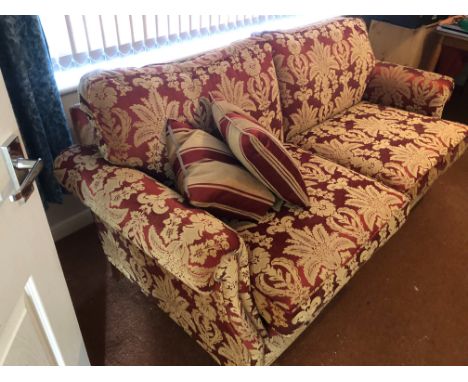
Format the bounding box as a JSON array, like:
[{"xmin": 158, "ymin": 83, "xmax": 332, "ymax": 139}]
[
  {"xmin": 211, "ymin": 97, "xmax": 310, "ymax": 208},
  {"xmin": 166, "ymin": 119, "xmax": 275, "ymax": 221}
]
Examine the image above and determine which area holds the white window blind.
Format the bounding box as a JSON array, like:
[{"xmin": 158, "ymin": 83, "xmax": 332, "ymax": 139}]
[
  {"xmin": 41, "ymin": 15, "xmax": 284, "ymax": 72},
  {"xmin": 39, "ymin": 15, "xmax": 326, "ymax": 92}
]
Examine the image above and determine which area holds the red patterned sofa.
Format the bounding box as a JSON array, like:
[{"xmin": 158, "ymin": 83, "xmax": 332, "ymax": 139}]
[{"xmin": 54, "ymin": 17, "xmax": 468, "ymax": 365}]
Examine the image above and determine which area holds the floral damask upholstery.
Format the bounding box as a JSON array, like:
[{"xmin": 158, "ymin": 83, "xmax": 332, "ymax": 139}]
[
  {"xmin": 289, "ymin": 102, "xmax": 468, "ymax": 202},
  {"xmin": 53, "ymin": 142, "xmax": 410, "ymax": 364},
  {"xmin": 95, "ymin": 219, "xmax": 266, "ymax": 365},
  {"xmin": 233, "ymin": 144, "xmax": 409, "ymax": 337},
  {"xmin": 363, "ymin": 61, "xmax": 455, "ymax": 118},
  {"xmin": 54, "ymin": 144, "xmax": 269, "ymax": 365},
  {"xmin": 55, "ymin": 144, "xmax": 247, "ymax": 292},
  {"xmin": 257, "ymin": 17, "xmax": 375, "ymax": 140},
  {"xmin": 78, "ymin": 38, "xmax": 283, "ymax": 182},
  {"xmin": 59, "ymin": 16, "xmax": 468, "ymax": 366}
]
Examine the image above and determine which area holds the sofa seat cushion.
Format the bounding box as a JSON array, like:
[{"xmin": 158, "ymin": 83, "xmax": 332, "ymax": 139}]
[
  {"xmin": 78, "ymin": 38, "xmax": 284, "ymax": 182},
  {"xmin": 257, "ymin": 17, "xmax": 375, "ymax": 141},
  {"xmin": 233, "ymin": 144, "xmax": 409, "ymax": 335},
  {"xmin": 289, "ymin": 102, "xmax": 468, "ymax": 202}
]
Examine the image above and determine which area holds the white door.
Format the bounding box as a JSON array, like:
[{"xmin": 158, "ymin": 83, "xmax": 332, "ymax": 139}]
[{"xmin": 0, "ymin": 71, "xmax": 89, "ymax": 365}]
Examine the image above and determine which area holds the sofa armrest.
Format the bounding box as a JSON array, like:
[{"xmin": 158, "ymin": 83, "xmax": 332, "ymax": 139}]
[
  {"xmin": 69, "ymin": 103, "xmax": 98, "ymax": 146},
  {"xmin": 54, "ymin": 144, "xmax": 268, "ymax": 364},
  {"xmin": 53, "ymin": 145, "xmax": 245, "ymax": 294},
  {"xmin": 363, "ymin": 60, "xmax": 454, "ymax": 118}
]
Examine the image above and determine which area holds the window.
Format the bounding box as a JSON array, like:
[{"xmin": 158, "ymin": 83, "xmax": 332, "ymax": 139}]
[{"xmin": 39, "ymin": 14, "xmax": 324, "ymax": 93}]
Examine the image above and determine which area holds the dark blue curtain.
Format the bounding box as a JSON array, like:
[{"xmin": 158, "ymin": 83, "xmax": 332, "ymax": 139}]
[{"xmin": 0, "ymin": 16, "xmax": 72, "ymax": 205}]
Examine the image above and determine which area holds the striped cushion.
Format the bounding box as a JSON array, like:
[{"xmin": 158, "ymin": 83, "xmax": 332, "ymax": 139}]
[
  {"xmin": 211, "ymin": 98, "xmax": 310, "ymax": 208},
  {"xmin": 166, "ymin": 120, "xmax": 275, "ymax": 221}
]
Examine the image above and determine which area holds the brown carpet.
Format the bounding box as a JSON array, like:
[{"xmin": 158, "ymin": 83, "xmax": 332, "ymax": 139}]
[{"xmin": 55, "ymin": 88, "xmax": 468, "ymax": 366}]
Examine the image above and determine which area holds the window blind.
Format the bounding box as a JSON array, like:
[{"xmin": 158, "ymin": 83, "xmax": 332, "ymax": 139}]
[{"xmin": 40, "ymin": 15, "xmax": 287, "ymax": 72}]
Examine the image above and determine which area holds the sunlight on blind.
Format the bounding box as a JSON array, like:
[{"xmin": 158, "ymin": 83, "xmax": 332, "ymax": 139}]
[
  {"xmin": 39, "ymin": 14, "xmax": 330, "ymax": 92},
  {"xmin": 41, "ymin": 15, "xmax": 282, "ymax": 71}
]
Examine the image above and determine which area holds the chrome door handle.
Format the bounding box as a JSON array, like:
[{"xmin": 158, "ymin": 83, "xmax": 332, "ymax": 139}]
[
  {"xmin": 9, "ymin": 157, "xmax": 43, "ymax": 202},
  {"xmin": 1, "ymin": 135, "xmax": 43, "ymax": 203}
]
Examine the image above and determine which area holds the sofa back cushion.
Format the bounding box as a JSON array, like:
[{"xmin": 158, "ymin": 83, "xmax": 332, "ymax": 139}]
[
  {"xmin": 78, "ymin": 38, "xmax": 284, "ymax": 182},
  {"xmin": 257, "ymin": 17, "xmax": 375, "ymax": 140}
]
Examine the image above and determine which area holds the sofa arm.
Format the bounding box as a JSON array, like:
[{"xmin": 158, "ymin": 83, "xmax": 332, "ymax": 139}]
[
  {"xmin": 363, "ymin": 61, "xmax": 454, "ymax": 118},
  {"xmin": 70, "ymin": 103, "xmax": 98, "ymax": 146},
  {"xmin": 53, "ymin": 145, "xmax": 245, "ymax": 294}
]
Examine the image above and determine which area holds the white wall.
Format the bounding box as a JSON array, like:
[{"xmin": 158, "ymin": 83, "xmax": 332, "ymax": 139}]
[{"xmin": 46, "ymin": 90, "xmax": 93, "ymax": 242}]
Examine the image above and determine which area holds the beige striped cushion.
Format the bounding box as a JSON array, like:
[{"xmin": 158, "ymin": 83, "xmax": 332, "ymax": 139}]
[
  {"xmin": 166, "ymin": 119, "xmax": 275, "ymax": 221},
  {"xmin": 211, "ymin": 97, "xmax": 310, "ymax": 208}
]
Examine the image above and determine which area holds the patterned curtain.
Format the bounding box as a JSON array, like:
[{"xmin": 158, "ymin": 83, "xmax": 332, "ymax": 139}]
[{"xmin": 0, "ymin": 16, "xmax": 72, "ymax": 205}]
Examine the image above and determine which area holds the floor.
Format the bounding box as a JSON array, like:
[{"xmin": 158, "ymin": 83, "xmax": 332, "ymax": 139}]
[{"xmin": 55, "ymin": 87, "xmax": 468, "ymax": 366}]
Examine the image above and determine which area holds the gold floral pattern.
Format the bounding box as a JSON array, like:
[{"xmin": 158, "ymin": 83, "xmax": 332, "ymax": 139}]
[
  {"xmin": 54, "ymin": 145, "xmax": 267, "ymax": 365},
  {"xmin": 257, "ymin": 17, "xmax": 375, "ymax": 140},
  {"xmin": 364, "ymin": 61, "xmax": 455, "ymax": 118},
  {"xmin": 78, "ymin": 38, "xmax": 284, "ymax": 182},
  {"xmin": 234, "ymin": 144, "xmax": 409, "ymax": 336},
  {"xmin": 55, "ymin": 145, "xmax": 242, "ymax": 291},
  {"xmin": 53, "ymin": 143, "xmax": 410, "ymax": 364},
  {"xmin": 289, "ymin": 102, "xmax": 468, "ymax": 202},
  {"xmin": 58, "ymin": 16, "xmax": 468, "ymax": 366}
]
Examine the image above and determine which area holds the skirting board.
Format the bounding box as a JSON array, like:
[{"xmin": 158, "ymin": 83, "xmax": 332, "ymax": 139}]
[{"xmin": 50, "ymin": 208, "xmax": 94, "ymax": 242}]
